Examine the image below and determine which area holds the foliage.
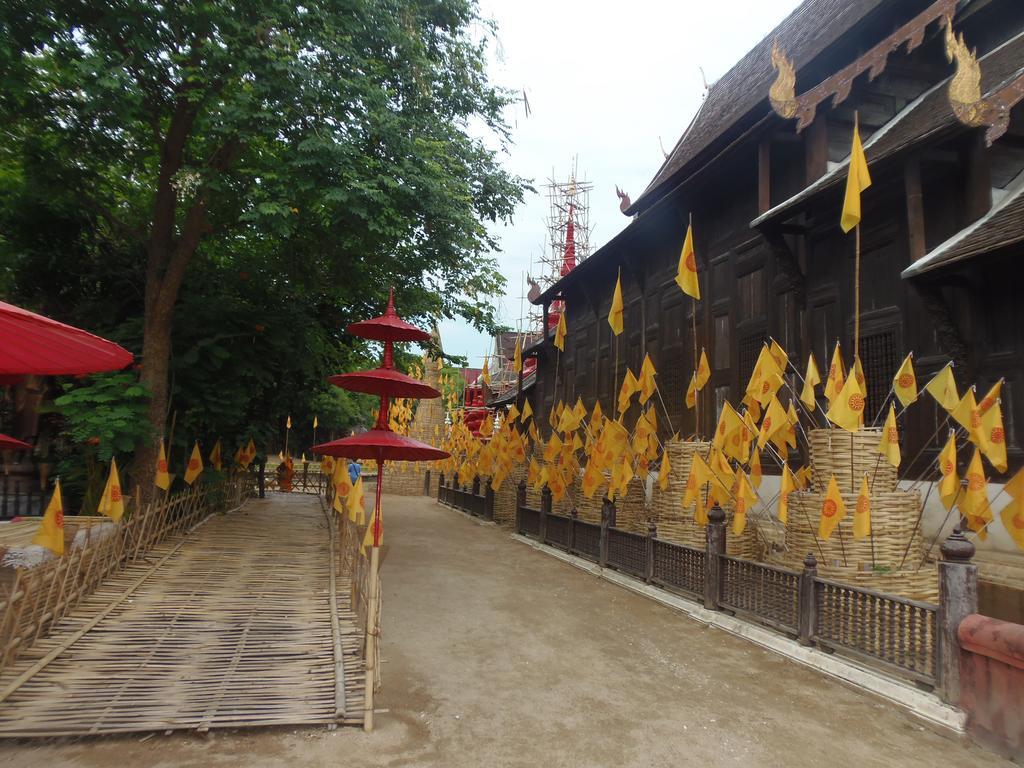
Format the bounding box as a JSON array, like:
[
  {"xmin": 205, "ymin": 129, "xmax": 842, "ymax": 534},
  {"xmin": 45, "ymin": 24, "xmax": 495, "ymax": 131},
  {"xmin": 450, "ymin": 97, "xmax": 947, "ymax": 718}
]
[{"xmin": 0, "ymin": 0, "xmax": 526, "ymax": 484}]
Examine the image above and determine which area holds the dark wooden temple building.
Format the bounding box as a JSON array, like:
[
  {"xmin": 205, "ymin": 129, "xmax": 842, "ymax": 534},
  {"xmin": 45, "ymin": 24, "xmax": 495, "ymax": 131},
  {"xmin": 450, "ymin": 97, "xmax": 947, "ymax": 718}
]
[{"xmin": 524, "ymin": 0, "xmax": 1024, "ymax": 476}]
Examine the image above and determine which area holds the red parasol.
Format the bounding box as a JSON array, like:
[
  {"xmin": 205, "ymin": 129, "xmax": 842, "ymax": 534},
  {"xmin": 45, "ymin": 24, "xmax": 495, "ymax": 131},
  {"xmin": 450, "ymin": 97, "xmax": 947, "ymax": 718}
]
[
  {"xmin": 313, "ymin": 430, "xmax": 447, "ymax": 462},
  {"xmin": 346, "ymin": 288, "xmax": 432, "ymax": 344},
  {"xmin": 0, "ymin": 301, "xmax": 134, "ymax": 376},
  {"xmin": 0, "ymin": 433, "xmax": 32, "ymax": 452},
  {"xmin": 328, "ymin": 368, "xmax": 441, "ymax": 399}
]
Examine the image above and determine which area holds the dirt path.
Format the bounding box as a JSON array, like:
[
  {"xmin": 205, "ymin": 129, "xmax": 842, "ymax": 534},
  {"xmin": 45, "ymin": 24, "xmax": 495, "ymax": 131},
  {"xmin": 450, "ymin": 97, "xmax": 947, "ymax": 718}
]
[{"xmin": 0, "ymin": 494, "xmax": 1009, "ymax": 767}]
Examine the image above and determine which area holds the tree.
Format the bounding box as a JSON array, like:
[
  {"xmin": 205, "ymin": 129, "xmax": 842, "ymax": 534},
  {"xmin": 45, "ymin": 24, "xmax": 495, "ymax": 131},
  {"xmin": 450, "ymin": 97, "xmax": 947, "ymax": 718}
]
[{"xmin": 0, "ymin": 0, "xmax": 525, "ymax": 476}]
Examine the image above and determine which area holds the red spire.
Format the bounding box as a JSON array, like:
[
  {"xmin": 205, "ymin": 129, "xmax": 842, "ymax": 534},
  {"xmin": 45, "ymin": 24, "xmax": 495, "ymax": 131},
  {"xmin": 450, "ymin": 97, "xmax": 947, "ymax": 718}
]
[{"xmin": 561, "ymin": 204, "xmax": 576, "ymax": 277}]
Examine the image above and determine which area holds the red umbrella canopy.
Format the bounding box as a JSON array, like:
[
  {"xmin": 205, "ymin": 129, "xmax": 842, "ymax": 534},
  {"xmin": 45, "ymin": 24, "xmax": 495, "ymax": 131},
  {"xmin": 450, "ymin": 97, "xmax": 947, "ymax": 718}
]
[
  {"xmin": 346, "ymin": 288, "xmax": 431, "ymax": 343},
  {"xmin": 313, "ymin": 430, "xmax": 449, "ymax": 462},
  {"xmin": 0, "ymin": 433, "xmax": 32, "ymax": 452},
  {"xmin": 0, "ymin": 301, "xmax": 134, "ymax": 376},
  {"xmin": 328, "ymin": 368, "xmax": 441, "ymax": 399}
]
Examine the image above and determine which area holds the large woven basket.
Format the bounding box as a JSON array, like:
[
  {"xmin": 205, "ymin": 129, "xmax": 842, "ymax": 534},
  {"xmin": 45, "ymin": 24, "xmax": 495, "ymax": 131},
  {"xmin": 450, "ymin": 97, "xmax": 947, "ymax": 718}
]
[
  {"xmin": 490, "ymin": 464, "xmax": 526, "ymax": 528},
  {"xmin": 649, "ymin": 439, "xmax": 759, "ymax": 559},
  {"xmin": 774, "ymin": 487, "xmax": 938, "ymax": 601},
  {"xmin": 808, "ymin": 428, "xmax": 896, "ymax": 493}
]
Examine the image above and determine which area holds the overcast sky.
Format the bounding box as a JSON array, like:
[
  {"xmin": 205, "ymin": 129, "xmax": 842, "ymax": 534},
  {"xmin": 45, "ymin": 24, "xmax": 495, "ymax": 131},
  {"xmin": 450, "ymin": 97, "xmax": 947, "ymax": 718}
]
[{"xmin": 436, "ymin": 0, "xmax": 803, "ymax": 366}]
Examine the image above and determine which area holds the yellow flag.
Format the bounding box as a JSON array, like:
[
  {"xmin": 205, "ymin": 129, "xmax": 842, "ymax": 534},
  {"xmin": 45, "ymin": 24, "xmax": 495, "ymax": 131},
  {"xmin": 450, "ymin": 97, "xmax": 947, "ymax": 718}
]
[
  {"xmin": 826, "ymin": 372, "xmax": 866, "ymax": 433},
  {"xmin": 758, "ymin": 396, "xmax": 788, "ymax": 449},
  {"xmin": 521, "ymin": 399, "xmax": 534, "ymax": 423},
  {"xmin": 980, "ymin": 400, "xmax": 1007, "ymax": 473},
  {"xmin": 924, "ymin": 364, "xmax": 958, "ymax": 412},
  {"xmin": 618, "ymin": 369, "xmax": 638, "ymax": 414},
  {"xmin": 893, "ymin": 354, "xmax": 917, "ymax": 408},
  {"xmin": 979, "ymin": 379, "xmax": 1002, "ymax": 414},
  {"xmin": 184, "ymin": 441, "xmax": 204, "ymax": 485},
  {"xmin": 685, "ymin": 372, "xmax": 697, "ymax": 410},
  {"xmin": 950, "ymin": 388, "xmax": 981, "ymax": 442},
  {"xmin": 348, "ymin": 475, "xmax": 366, "ymax": 524},
  {"xmin": 609, "ymin": 271, "xmax": 624, "ymax": 336},
  {"xmin": 824, "ymin": 342, "xmax": 845, "ymax": 407},
  {"xmin": 591, "ymin": 400, "xmax": 604, "ymax": 427},
  {"xmin": 32, "ymin": 480, "xmax": 65, "ymax": 555},
  {"xmin": 769, "ymin": 339, "xmax": 788, "ymax": 371},
  {"xmin": 513, "ymin": 338, "xmax": 523, "ymax": 374},
  {"xmin": 938, "ymin": 433, "xmax": 959, "ymax": 511},
  {"xmin": 840, "ymin": 113, "xmax": 871, "ymax": 233},
  {"xmin": 693, "ymin": 486, "xmax": 708, "ymax": 526},
  {"xmin": 313, "ymin": 415, "xmax": 319, "ymax": 429},
  {"xmin": 507, "ymin": 402, "xmax": 521, "ymax": 423},
  {"xmin": 286, "ymin": 415, "xmax": 292, "ymax": 429},
  {"xmin": 1000, "ymin": 497, "xmax": 1024, "ymax": 551},
  {"xmin": 638, "ymin": 354, "xmax": 657, "ymax": 404},
  {"xmin": 733, "ymin": 472, "xmax": 757, "ymax": 536},
  {"xmin": 97, "ymin": 457, "xmax": 125, "ymax": 522},
  {"xmin": 819, "ymin": 475, "xmax": 847, "ymax": 540},
  {"xmin": 695, "ymin": 349, "xmax": 711, "ymax": 391},
  {"xmin": 749, "ymin": 447, "xmax": 762, "ymax": 488},
  {"xmin": 877, "ymin": 404, "xmax": 901, "ymax": 468},
  {"xmin": 554, "ymin": 312, "xmax": 567, "ymax": 352},
  {"xmin": 800, "ymin": 353, "xmax": 821, "ymax": 409},
  {"xmin": 658, "ymin": 449, "xmax": 671, "ymax": 491},
  {"xmin": 778, "ymin": 464, "xmax": 796, "ymax": 525},
  {"xmin": 245, "ymin": 438, "xmax": 257, "ymax": 468},
  {"xmin": 853, "ymin": 475, "xmax": 871, "ymax": 539},
  {"xmin": 482, "ymin": 357, "xmax": 491, "ymax": 387},
  {"xmin": 962, "ymin": 447, "xmax": 993, "ymax": 534},
  {"xmin": 155, "ymin": 438, "xmax": 171, "ymax": 491},
  {"xmin": 209, "ymin": 439, "xmax": 222, "ymax": 472},
  {"xmin": 361, "ymin": 506, "xmax": 383, "ymax": 553},
  {"xmin": 675, "ymin": 222, "xmax": 700, "ymax": 299}
]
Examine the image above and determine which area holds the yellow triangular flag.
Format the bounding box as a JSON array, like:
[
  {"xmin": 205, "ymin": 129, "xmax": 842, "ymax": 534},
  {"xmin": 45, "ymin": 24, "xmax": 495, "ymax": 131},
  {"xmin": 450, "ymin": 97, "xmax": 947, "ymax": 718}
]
[
  {"xmin": 1000, "ymin": 497, "xmax": 1024, "ymax": 551},
  {"xmin": 840, "ymin": 112, "xmax": 871, "ymax": 233},
  {"xmin": 245, "ymin": 438, "xmax": 257, "ymax": 468},
  {"xmin": 979, "ymin": 379, "xmax": 1002, "ymax": 414},
  {"xmin": 513, "ymin": 338, "xmax": 523, "ymax": 374},
  {"xmin": 893, "ymin": 353, "xmax": 917, "ymax": 408},
  {"xmin": 675, "ymin": 222, "xmax": 700, "ymax": 299},
  {"xmin": 853, "ymin": 475, "xmax": 871, "ymax": 539},
  {"xmin": 938, "ymin": 432, "xmax": 959, "ymax": 511},
  {"xmin": 286, "ymin": 415, "xmax": 292, "ymax": 429},
  {"xmin": 749, "ymin": 448, "xmax": 762, "ymax": 488},
  {"xmin": 800, "ymin": 353, "xmax": 821, "ymax": 409},
  {"xmin": 209, "ymin": 439, "xmax": 222, "ymax": 472},
  {"xmin": 658, "ymin": 449, "xmax": 671, "ymax": 492},
  {"xmin": 482, "ymin": 357, "xmax": 491, "ymax": 387},
  {"xmin": 924, "ymin": 364, "xmax": 958, "ymax": 412},
  {"xmin": 979, "ymin": 400, "xmax": 1007, "ymax": 473},
  {"xmin": 733, "ymin": 472, "xmax": 757, "ymax": 536},
  {"xmin": 638, "ymin": 354, "xmax": 657, "ymax": 405},
  {"xmin": 184, "ymin": 441, "xmax": 204, "ymax": 485},
  {"xmin": 32, "ymin": 480, "xmax": 64, "ymax": 555},
  {"xmin": 695, "ymin": 348, "xmax": 711, "ymax": 391},
  {"xmin": 877, "ymin": 404, "xmax": 901, "ymax": 468},
  {"xmin": 962, "ymin": 447, "xmax": 993, "ymax": 535},
  {"xmin": 609, "ymin": 270, "xmax": 624, "ymax": 336},
  {"xmin": 685, "ymin": 372, "xmax": 697, "ymax": 410},
  {"xmin": 97, "ymin": 457, "xmax": 125, "ymax": 522},
  {"xmin": 826, "ymin": 372, "xmax": 866, "ymax": 433},
  {"xmin": 824, "ymin": 342, "xmax": 845, "ymax": 407},
  {"xmin": 554, "ymin": 311, "xmax": 567, "ymax": 352},
  {"xmin": 155, "ymin": 439, "xmax": 171, "ymax": 491},
  {"xmin": 778, "ymin": 464, "xmax": 796, "ymax": 525},
  {"xmin": 522, "ymin": 399, "xmax": 534, "ymax": 423},
  {"xmin": 818, "ymin": 475, "xmax": 847, "ymax": 540}
]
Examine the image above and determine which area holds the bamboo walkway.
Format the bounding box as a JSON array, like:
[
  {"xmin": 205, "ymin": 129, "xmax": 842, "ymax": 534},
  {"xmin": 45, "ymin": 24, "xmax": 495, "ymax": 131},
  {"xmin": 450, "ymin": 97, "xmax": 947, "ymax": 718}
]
[{"xmin": 0, "ymin": 494, "xmax": 365, "ymax": 737}]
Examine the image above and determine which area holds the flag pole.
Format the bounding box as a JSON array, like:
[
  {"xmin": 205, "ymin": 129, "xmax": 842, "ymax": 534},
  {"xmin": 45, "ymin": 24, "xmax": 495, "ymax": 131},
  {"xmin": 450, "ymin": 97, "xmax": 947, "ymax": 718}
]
[{"xmin": 689, "ymin": 213, "xmax": 701, "ymax": 440}]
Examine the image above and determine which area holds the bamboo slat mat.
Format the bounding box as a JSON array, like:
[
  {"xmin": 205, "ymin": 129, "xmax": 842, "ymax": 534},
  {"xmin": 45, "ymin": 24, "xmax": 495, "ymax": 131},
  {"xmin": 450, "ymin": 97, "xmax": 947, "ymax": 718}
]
[{"xmin": 0, "ymin": 494, "xmax": 365, "ymax": 736}]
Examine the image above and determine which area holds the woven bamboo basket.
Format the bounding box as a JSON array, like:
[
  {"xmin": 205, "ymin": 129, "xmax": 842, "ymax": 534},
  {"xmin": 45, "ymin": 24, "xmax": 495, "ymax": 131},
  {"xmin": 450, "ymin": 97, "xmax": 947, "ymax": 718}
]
[
  {"xmin": 490, "ymin": 464, "xmax": 526, "ymax": 528},
  {"xmin": 772, "ymin": 487, "xmax": 938, "ymax": 601},
  {"xmin": 808, "ymin": 428, "xmax": 896, "ymax": 493},
  {"xmin": 649, "ymin": 440, "xmax": 759, "ymax": 559},
  {"xmin": 381, "ymin": 464, "xmax": 425, "ymax": 496}
]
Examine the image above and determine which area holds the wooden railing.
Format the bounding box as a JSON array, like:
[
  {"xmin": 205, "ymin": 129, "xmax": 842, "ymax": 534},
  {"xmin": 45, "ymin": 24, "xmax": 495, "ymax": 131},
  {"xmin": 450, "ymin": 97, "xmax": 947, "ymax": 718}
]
[
  {"xmin": 0, "ymin": 475, "xmax": 252, "ymax": 676},
  {"xmin": 509, "ymin": 480, "xmax": 946, "ymax": 692},
  {"xmin": 437, "ymin": 474, "xmax": 493, "ymax": 521}
]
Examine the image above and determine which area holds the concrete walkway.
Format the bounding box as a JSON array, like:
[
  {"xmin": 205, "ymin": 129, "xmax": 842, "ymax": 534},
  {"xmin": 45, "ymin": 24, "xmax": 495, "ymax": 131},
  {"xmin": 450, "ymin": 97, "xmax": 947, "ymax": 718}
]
[{"xmin": 0, "ymin": 494, "xmax": 1009, "ymax": 767}]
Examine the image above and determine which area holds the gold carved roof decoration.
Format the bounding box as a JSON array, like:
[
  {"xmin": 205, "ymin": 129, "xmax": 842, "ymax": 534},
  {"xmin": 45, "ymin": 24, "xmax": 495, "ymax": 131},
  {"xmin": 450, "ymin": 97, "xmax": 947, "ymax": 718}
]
[
  {"xmin": 769, "ymin": 0, "xmax": 957, "ymax": 131},
  {"xmin": 945, "ymin": 17, "xmax": 1024, "ymax": 146}
]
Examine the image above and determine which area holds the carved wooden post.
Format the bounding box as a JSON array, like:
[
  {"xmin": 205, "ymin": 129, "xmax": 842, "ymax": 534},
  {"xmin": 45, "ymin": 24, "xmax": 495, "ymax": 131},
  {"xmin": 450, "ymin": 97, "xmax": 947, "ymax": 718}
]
[
  {"xmin": 437, "ymin": 472, "xmax": 445, "ymax": 503},
  {"xmin": 516, "ymin": 479, "xmax": 527, "ymax": 533},
  {"xmin": 540, "ymin": 486, "xmax": 552, "ymax": 543},
  {"xmin": 599, "ymin": 496, "xmax": 613, "ymax": 568},
  {"xmin": 472, "ymin": 475, "xmax": 480, "ymax": 496},
  {"xmin": 937, "ymin": 526, "xmax": 978, "ymax": 705},
  {"xmin": 704, "ymin": 504, "xmax": 726, "ymax": 610},
  {"xmin": 645, "ymin": 520, "xmax": 657, "ymax": 584},
  {"xmin": 423, "ymin": 469, "xmax": 431, "ymax": 497},
  {"xmin": 257, "ymin": 459, "xmax": 266, "ymax": 499},
  {"xmin": 484, "ymin": 479, "xmax": 495, "ymax": 521},
  {"xmin": 798, "ymin": 552, "xmax": 818, "ymax": 646}
]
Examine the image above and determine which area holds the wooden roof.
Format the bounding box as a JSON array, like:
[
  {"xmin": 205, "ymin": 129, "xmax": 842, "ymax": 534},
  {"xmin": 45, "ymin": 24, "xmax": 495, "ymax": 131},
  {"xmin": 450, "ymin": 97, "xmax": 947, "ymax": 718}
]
[
  {"xmin": 751, "ymin": 29, "xmax": 1024, "ymax": 228},
  {"xmin": 628, "ymin": 0, "xmax": 891, "ymax": 214}
]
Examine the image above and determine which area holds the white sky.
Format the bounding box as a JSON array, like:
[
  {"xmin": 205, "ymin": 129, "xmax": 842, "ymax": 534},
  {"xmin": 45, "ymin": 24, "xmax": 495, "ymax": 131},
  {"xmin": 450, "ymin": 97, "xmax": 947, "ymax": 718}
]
[{"xmin": 437, "ymin": 0, "xmax": 803, "ymax": 366}]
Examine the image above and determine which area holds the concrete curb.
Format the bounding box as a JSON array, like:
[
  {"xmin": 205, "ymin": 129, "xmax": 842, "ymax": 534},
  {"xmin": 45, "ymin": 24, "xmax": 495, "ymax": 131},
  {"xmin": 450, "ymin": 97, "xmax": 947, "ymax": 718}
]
[{"xmin": 511, "ymin": 533, "xmax": 967, "ymax": 735}]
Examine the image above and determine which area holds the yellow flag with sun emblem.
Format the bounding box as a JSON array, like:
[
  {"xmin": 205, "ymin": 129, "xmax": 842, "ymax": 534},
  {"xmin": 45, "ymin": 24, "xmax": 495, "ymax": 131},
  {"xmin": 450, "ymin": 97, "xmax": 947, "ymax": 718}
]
[
  {"xmin": 1000, "ymin": 496, "xmax": 1024, "ymax": 551},
  {"xmin": 818, "ymin": 475, "xmax": 847, "ymax": 540},
  {"xmin": 732, "ymin": 472, "xmax": 757, "ymax": 536},
  {"xmin": 695, "ymin": 349, "xmax": 711, "ymax": 391},
  {"xmin": 853, "ymin": 475, "xmax": 871, "ymax": 539},
  {"xmin": 608, "ymin": 271, "xmax": 624, "ymax": 336},
  {"xmin": 33, "ymin": 480, "xmax": 65, "ymax": 555},
  {"xmin": 892, "ymin": 354, "xmax": 917, "ymax": 408},
  {"xmin": 877, "ymin": 404, "xmax": 901, "ymax": 468},
  {"xmin": 638, "ymin": 354, "xmax": 657, "ymax": 405},
  {"xmin": 675, "ymin": 222, "xmax": 700, "ymax": 299},
  {"xmin": 961, "ymin": 448, "xmax": 993, "ymax": 537},
  {"xmin": 554, "ymin": 312, "xmax": 567, "ymax": 352},
  {"xmin": 924, "ymin": 364, "xmax": 958, "ymax": 412},
  {"xmin": 827, "ymin": 372, "xmax": 865, "ymax": 433},
  {"xmin": 824, "ymin": 343, "xmax": 845, "ymax": 407},
  {"xmin": 155, "ymin": 439, "xmax": 171, "ymax": 490},
  {"xmin": 184, "ymin": 441, "xmax": 204, "ymax": 485},
  {"xmin": 980, "ymin": 400, "xmax": 1007, "ymax": 473},
  {"xmin": 657, "ymin": 449, "xmax": 671, "ymax": 492},
  {"xmin": 98, "ymin": 457, "xmax": 125, "ymax": 522},
  {"xmin": 938, "ymin": 432, "xmax": 959, "ymax": 511}
]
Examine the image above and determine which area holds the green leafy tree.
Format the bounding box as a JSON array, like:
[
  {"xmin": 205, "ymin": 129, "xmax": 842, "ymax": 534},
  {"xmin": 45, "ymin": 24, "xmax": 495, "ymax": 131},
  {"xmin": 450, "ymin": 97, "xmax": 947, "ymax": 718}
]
[{"xmin": 0, "ymin": 0, "xmax": 526, "ymax": 478}]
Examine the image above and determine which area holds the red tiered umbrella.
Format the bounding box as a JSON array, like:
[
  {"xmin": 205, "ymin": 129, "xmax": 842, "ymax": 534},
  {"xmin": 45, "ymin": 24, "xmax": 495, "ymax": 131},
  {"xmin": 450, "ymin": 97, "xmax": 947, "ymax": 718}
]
[
  {"xmin": 346, "ymin": 288, "xmax": 432, "ymax": 343},
  {"xmin": 312, "ymin": 430, "xmax": 447, "ymax": 462},
  {"xmin": 0, "ymin": 301, "xmax": 134, "ymax": 375},
  {"xmin": 327, "ymin": 368, "xmax": 440, "ymax": 399},
  {"xmin": 0, "ymin": 433, "xmax": 32, "ymax": 452}
]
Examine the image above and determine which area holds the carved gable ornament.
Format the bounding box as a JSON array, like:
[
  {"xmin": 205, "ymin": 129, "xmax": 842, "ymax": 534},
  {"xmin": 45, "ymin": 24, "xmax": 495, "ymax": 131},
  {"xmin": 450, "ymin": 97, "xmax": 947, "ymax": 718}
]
[{"xmin": 769, "ymin": 0, "xmax": 956, "ymax": 131}]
